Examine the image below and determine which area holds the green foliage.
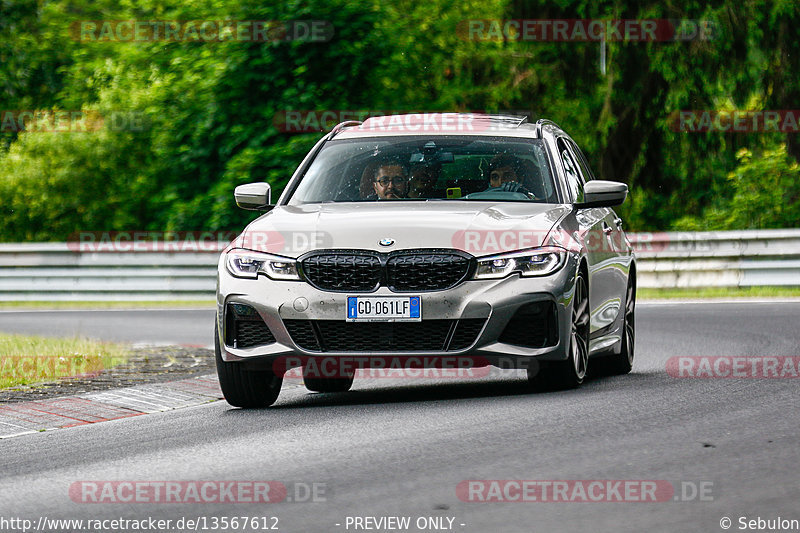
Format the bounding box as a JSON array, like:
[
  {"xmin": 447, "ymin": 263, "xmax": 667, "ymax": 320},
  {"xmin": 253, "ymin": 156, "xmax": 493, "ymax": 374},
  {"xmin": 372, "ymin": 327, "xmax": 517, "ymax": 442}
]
[
  {"xmin": 0, "ymin": 122, "xmax": 156, "ymax": 240},
  {"xmin": 1, "ymin": 0, "xmax": 799, "ymax": 241},
  {"xmin": 674, "ymin": 144, "xmax": 800, "ymax": 229}
]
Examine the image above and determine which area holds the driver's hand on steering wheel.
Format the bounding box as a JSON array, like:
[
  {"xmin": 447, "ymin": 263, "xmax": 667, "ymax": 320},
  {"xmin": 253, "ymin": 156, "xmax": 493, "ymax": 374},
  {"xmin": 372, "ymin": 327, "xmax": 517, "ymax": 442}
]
[{"xmin": 497, "ymin": 181, "xmax": 536, "ymax": 199}]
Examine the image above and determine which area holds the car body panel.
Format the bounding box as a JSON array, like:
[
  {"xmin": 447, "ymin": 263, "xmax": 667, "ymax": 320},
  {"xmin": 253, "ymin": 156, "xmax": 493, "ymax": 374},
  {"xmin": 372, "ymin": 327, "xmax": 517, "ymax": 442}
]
[
  {"xmin": 217, "ymin": 250, "xmax": 578, "ymax": 368},
  {"xmin": 234, "ymin": 202, "xmax": 571, "ymax": 258},
  {"xmin": 217, "ymin": 114, "xmax": 635, "ymax": 379}
]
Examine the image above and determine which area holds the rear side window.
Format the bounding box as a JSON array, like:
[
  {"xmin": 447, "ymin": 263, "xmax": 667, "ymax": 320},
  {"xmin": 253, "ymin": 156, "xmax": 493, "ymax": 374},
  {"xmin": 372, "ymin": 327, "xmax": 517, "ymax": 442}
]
[
  {"xmin": 568, "ymin": 139, "xmax": 596, "ymax": 182},
  {"xmin": 557, "ymin": 138, "xmax": 584, "ymax": 203}
]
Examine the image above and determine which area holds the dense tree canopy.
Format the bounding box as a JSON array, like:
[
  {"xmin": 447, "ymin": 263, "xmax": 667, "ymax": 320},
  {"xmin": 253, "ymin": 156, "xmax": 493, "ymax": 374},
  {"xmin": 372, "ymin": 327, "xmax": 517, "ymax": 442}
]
[{"xmin": 1, "ymin": 0, "xmax": 798, "ymax": 241}]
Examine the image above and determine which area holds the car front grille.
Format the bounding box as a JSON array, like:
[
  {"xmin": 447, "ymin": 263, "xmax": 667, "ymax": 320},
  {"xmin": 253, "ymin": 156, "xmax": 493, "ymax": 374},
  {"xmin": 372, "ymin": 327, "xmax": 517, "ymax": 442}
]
[
  {"xmin": 225, "ymin": 303, "xmax": 276, "ymax": 349},
  {"xmin": 284, "ymin": 318, "xmax": 485, "ymax": 352},
  {"xmin": 498, "ymin": 301, "xmax": 558, "ymax": 348},
  {"xmin": 386, "ymin": 253, "xmax": 471, "ymax": 292},
  {"xmin": 300, "ymin": 250, "xmax": 472, "ymax": 292},
  {"xmin": 301, "ymin": 253, "xmax": 382, "ymax": 292},
  {"xmin": 235, "ymin": 321, "xmax": 276, "ymax": 348},
  {"xmin": 284, "ymin": 320, "xmax": 321, "ymax": 351},
  {"xmin": 449, "ymin": 318, "xmax": 488, "ymax": 351}
]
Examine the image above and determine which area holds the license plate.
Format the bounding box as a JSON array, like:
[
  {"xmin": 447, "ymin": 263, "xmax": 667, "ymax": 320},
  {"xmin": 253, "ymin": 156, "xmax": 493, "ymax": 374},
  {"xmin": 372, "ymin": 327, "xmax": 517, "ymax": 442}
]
[{"xmin": 346, "ymin": 296, "xmax": 421, "ymax": 322}]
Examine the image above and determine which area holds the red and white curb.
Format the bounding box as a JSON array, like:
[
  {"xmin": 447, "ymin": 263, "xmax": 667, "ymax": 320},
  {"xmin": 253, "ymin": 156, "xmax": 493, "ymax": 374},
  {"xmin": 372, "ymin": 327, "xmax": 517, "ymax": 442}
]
[{"xmin": 0, "ymin": 374, "xmax": 222, "ymax": 439}]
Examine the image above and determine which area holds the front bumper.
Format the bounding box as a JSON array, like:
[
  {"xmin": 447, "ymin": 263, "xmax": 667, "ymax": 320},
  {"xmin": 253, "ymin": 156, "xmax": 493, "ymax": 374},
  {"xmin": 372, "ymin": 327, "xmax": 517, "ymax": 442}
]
[{"xmin": 216, "ymin": 252, "xmax": 578, "ymax": 368}]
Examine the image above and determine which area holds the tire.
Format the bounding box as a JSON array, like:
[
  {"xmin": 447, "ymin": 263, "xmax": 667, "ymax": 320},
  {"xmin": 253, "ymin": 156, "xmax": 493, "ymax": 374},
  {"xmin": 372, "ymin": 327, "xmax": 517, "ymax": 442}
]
[
  {"xmin": 215, "ymin": 327, "xmax": 282, "ymax": 408},
  {"xmin": 303, "ymin": 365, "xmax": 355, "ymax": 393},
  {"xmin": 605, "ymin": 274, "xmax": 635, "ymax": 375},
  {"xmin": 528, "ymin": 269, "xmax": 590, "ymax": 390}
]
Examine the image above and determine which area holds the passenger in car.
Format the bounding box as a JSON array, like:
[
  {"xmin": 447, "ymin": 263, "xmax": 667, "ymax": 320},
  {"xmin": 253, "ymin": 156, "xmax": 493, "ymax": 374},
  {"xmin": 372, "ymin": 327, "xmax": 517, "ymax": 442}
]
[{"xmin": 407, "ymin": 163, "xmax": 441, "ymax": 198}]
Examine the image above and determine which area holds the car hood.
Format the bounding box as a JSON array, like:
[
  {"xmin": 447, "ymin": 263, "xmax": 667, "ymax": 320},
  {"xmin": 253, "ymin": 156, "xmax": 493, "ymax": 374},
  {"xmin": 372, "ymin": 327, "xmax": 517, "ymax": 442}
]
[{"xmin": 233, "ymin": 202, "xmax": 570, "ymax": 258}]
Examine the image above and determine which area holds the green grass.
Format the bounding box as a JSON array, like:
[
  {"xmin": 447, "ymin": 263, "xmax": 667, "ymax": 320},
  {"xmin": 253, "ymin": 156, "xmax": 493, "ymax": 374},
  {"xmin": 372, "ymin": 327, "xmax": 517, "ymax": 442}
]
[
  {"xmin": 0, "ymin": 333, "xmax": 128, "ymax": 389},
  {"xmin": 638, "ymin": 286, "xmax": 800, "ymax": 300},
  {"xmin": 0, "ymin": 300, "xmax": 215, "ymax": 310}
]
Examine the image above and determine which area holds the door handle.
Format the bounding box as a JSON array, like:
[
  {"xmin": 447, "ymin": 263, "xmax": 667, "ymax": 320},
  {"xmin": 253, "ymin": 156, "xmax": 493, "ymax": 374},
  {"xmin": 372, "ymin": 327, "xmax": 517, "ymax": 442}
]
[{"xmin": 602, "ymin": 222, "xmax": 613, "ymax": 235}]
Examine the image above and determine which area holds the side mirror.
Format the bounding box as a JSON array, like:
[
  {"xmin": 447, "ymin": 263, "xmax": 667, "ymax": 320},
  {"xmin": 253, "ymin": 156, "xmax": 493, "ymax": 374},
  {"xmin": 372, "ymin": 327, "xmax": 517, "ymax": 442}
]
[
  {"xmin": 576, "ymin": 180, "xmax": 628, "ymax": 208},
  {"xmin": 234, "ymin": 182, "xmax": 273, "ymax": 211}
]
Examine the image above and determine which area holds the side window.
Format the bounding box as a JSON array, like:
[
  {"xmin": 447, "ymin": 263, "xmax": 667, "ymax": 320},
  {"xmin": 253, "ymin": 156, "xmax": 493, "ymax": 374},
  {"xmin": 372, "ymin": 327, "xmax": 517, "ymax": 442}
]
[
  {"xmin": 557, "ymin": 138, "xmax": 583, "ymax": 203},
  {"xmin": 568, "ymin": 140, "xmax": 596, "ymax": 182}
]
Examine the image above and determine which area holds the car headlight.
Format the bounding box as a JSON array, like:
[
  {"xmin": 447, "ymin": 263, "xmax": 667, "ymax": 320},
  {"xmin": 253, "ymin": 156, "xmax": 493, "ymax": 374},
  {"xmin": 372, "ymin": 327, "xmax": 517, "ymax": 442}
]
[
  {"xmin": 473, "ymin": 247, "xmax": 567, "ymax": 279},
  {"xmin": 225, "ymin": 249, "xmax": 300, "ymax": 280}
]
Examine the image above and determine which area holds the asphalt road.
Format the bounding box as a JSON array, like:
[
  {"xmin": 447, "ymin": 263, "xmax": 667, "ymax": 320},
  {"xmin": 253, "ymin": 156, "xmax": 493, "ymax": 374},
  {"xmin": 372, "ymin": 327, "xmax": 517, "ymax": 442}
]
[
  {"xmin": 1, "ymin": 302, "xmax": 799, "ymax": 533},
  {"xmin": 0, "ymin": 308, "xmax": 215, "ymax": 346}
]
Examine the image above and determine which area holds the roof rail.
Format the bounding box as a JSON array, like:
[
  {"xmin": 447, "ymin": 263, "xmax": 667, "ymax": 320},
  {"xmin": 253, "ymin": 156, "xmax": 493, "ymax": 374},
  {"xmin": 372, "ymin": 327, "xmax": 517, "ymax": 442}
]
[
  {"xmin": 534, "ymin": 118, "xmax": 560, "ymax": 137},
  {"xmin": 329, "ymin": 120, "xmax": 363, "ymax": 137}
]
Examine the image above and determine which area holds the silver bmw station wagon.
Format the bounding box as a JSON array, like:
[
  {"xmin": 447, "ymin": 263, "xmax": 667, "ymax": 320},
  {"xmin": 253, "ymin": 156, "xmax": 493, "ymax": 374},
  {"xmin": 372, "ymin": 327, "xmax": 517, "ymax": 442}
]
[{"xmin": 216, "ymin": 114, "xmax": 636, "ymax": 407}]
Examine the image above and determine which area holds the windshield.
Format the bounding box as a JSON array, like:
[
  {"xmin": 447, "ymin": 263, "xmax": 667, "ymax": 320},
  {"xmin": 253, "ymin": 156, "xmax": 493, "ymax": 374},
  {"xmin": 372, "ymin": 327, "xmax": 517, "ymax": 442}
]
[{"xmin": 287, "ymin": 136, "xmax": 558, "ymax": 204}]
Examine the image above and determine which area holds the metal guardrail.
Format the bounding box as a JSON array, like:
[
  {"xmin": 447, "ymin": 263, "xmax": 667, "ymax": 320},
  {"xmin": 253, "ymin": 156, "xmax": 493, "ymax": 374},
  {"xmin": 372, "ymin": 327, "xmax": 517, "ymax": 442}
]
[
  {"xmin": 633, "ymin": 229, "xmax": 800, "ymax": 289},
  {"xmin": 0, "ymin": 230, "xmax": 798, "ymax": 300},
  {"xmin": 0, "ymin": 242, "xmax": 223, "ymax": 301}
]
